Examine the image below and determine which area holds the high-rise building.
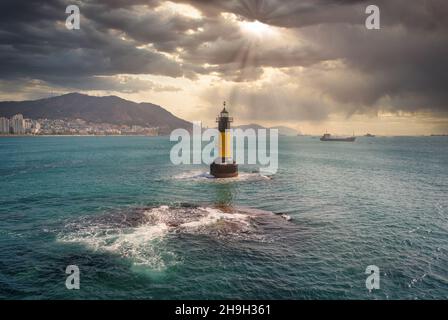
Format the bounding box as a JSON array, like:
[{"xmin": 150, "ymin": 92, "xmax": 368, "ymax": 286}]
[
  {"xmin": 0, "ymin": 117, "xmax": 10, "ymax": 134},
  {"xmin": 24, "ymin": 119, "xmax": 33, "ymax": 132},
  {"xmin": 11, "ymin": 114, "xmax": 25, "ymax": 134}
]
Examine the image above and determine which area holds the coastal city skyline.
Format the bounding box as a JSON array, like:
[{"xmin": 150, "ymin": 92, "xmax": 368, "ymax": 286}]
[
  {"xmin": 0, "ymin": 113, "xmax": 159, "ymax": 136},
  {"xmin": 0, "ymin": 1, "xmax": 447, "ymax": 136}
]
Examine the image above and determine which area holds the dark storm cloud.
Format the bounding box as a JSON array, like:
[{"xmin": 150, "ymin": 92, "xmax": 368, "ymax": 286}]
[
  {"xmin": 0, "ymin": 0, "xmax": 183, "ymax": 87},
  {"xmin": 172, "ymin": 0, "xmax": 448, "ymax": 30},
  {"xmin": 0, "ymin": 0, "xmax": 447, "ymax": 119},
  {"xmin": 81, "ymin": 2, "xmax": 202, "ymax": 52},
  {"xmin": 173, "ymin": 0, "xmax": 448, "ymax": 117},
  {"xmin": 171, "ymin": 0, "xmax": 366, "ymax": 26},
  {"xmin": 297, "ymin": 22, "xmax": 448, "ymax": 115},
  {"xmin": 0, "ymin": 0, "xmax": 64, "ymax": 24}
]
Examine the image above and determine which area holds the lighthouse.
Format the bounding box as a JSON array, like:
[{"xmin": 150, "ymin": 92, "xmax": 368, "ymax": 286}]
[{"xmin": 210, "ymin": 102, "xmax": 238, "ymax": 178}]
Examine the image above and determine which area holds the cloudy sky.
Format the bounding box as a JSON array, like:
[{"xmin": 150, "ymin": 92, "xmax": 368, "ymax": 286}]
[{"xmin": 1, "ymin": 0, "xmax": 447, "ymax": 135}]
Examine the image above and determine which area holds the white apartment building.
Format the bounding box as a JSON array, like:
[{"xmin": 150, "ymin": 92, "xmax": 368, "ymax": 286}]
[
  {"xmin": 24, "ymin": 119, "xmax": 33, "ymax": 130},
  {"xmin": 0, "ymin": 117, "xmax": 10, "ymax": 134},
  {"xmin": 11, "ymin": 114, "xmax": 25, "ymax": 134}
]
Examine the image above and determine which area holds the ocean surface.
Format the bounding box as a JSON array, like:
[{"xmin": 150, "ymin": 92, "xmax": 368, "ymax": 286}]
[{"xmin": 0, "ymin": 136, "xmax": 447, "ymax": 300}]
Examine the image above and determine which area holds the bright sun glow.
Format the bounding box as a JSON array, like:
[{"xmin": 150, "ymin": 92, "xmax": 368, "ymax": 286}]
[{"xmin": 240, "ymin": 20, "xmax": 275, "ymax": 38}]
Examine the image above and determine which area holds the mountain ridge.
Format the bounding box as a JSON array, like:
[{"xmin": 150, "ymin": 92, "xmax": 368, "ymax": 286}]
[{"xmin": 0, "ymin": 93, "xmax": 191, "ymax": 135}]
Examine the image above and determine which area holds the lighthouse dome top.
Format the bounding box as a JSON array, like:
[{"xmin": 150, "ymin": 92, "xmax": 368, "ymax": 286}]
[
  {"xmin": 216, "ymin": 101, "xmax": 233, "ymax": 123},
  {"xmin": 220, "ymin": 101, "xmax": 229, "ymax": 116}
]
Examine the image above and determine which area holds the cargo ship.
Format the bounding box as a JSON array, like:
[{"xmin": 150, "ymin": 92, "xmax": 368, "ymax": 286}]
[{"xmin": 320, "ymin": 133, "xmax": 356, "ymax": 142}]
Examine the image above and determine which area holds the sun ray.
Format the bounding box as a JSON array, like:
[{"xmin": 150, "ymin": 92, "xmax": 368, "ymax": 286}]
[{"xmin": 240, "ymin": 20, "xmax": 274, "ymax": 38}]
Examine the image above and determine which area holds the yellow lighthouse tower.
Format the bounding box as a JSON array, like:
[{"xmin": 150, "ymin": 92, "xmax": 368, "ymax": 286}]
[{"xmin": 210, "ymin": 102, "xmax": 238, "ymax": 178}]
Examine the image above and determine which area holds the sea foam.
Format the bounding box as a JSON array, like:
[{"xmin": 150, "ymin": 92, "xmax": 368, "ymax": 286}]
[
  {"xmin": 57, "ymin": 205, "xmax": 284, "ymax": 269},
  {"xmin": 173, "ymin": 170, "xmax": 271, "ymax": 182}
]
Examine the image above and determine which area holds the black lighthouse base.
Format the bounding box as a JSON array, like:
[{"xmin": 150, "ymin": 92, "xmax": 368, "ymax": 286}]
[{"xmin": 210, "ymin": 162, "xmax": 238, "ymax": 178}]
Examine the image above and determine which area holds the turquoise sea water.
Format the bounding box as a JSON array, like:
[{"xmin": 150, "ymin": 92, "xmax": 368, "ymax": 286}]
[{"xmin": 0, "ymin": 136, "xmax": 447, "ymax": 299}]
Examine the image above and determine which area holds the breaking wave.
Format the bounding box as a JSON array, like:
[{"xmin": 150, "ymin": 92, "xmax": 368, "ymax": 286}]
[{"xmin": 57, "ymin": 205, "xmax": 286, "ymax": 269}]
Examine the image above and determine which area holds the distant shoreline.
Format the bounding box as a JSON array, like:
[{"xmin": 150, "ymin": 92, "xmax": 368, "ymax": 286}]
[
  {"xmin": 1, "ymin": 134, "xmax": 445, "ymax": 138},
  {"xmin": 0, "ymin": 134, "xmax": 164, "ymax": 137}
]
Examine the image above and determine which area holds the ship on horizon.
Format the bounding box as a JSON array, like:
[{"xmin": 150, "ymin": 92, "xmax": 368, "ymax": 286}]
[{"xmin": 320, "ymin": 133, "xmax": 356, "ymax": 142}]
